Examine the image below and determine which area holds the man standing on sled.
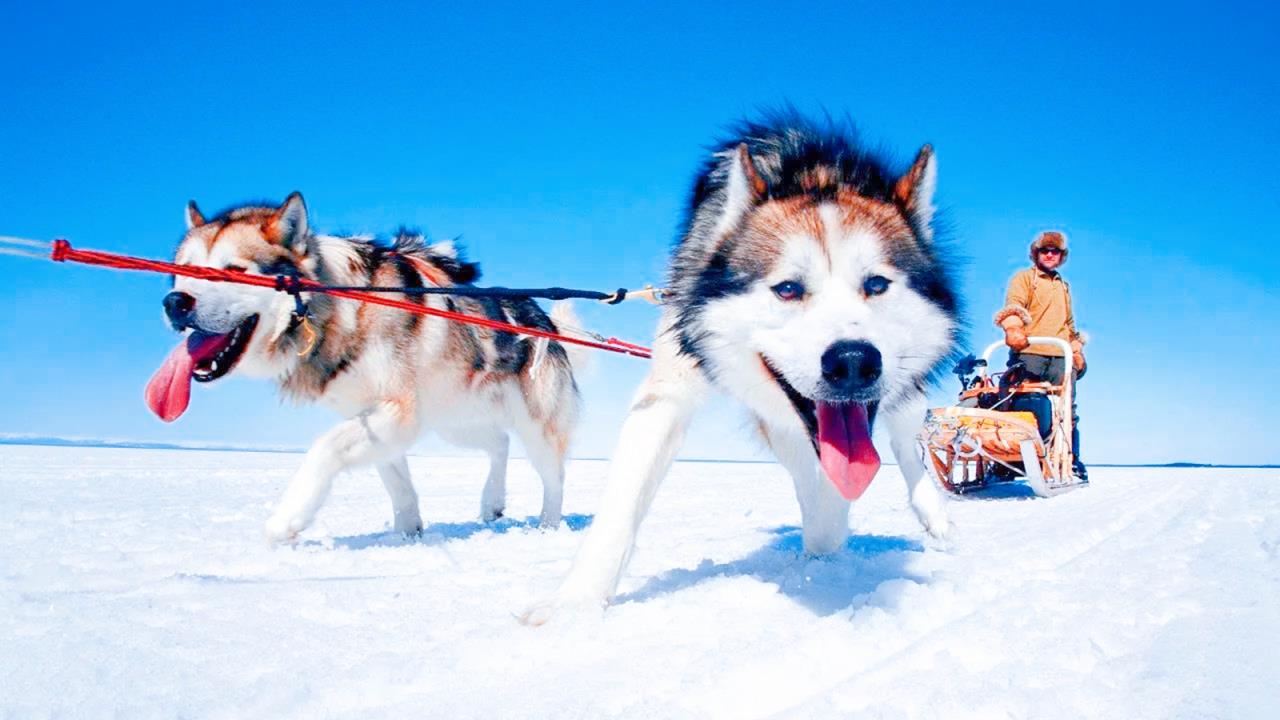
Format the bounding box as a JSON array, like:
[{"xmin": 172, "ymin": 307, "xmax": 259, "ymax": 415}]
[{"xmin": 993, "ymin": 230, "xmax": 1088, "ymax": 481}]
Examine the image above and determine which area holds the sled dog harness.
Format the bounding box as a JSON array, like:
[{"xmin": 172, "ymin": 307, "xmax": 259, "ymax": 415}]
[{"xmin": 1, "ymin": 236, "xmax": 657, "ymax": 359}]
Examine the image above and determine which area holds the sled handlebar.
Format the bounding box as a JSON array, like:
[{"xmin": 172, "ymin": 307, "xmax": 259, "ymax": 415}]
[
  {"xmin": 981, "ymin": 336, "xmax": 1075, "ymax": 479},
  {"xmin": 980, "ymin": 337, "xmax": 1073, "ymax": 372}
]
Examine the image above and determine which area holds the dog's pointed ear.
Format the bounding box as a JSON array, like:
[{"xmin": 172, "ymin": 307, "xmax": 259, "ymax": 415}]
[
  {"xmin": 268, "ymin": 192, "xmax": 309, "ymax": 253},
  {"xmin": 894, "ymin": 144, "xmax": 937, "ymax": 232},
  {"xmin": 715, "ymin": 143, "xmax": 768, "ymax": 235},
  {"xmin": 733, "ymin": 143, "xmax": 769, "ymax": 202},
  {"xmin": 186, "ymin": 200, "xmax": 205, "ymax": 230}
]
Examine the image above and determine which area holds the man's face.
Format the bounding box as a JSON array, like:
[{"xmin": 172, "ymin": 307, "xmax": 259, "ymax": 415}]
[{"xmin": 1036, "ymin": 247, "xmax": 1064, "ymax": 271}]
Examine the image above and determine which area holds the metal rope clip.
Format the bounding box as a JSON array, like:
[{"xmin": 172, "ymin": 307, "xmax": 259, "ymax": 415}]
[
  {"xmin": 275, "ymin": 274, "xmax": 318, "ymax": 357},
  {"xmin": 295, "ymin": 316, "xmax": 318, "ymax": 357},
  {"xmin": 600, "ymin": 284, "xmax": 668, "ymax": 305}
]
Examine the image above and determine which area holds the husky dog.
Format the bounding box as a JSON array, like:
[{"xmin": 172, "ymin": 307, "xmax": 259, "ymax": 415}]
[
  {"xmin": 523, "ymin": 114, "xmax": 960, "ymax": 623},
  {"xmin": 145, "ymin": 193, "xmax": 581, "ymax": 543}
]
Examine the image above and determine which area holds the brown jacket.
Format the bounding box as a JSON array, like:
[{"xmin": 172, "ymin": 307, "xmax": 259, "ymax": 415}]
[{"xmin": 996, "ymin": 267, "xmax": 1081, "ymax": 357}]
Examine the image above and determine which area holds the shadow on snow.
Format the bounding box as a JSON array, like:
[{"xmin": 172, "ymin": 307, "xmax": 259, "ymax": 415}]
[
  {"xmin": 320, "ymin": 512, "xmax": 595, "ymax": 551},
  {"xmin": 296, "ymin": 519, "xmax": 927, "ymax": 619},
  {"xmin": 952, "ymin": 482, "xmax": 1041, "ymax": 500},
  {"xmin": 615, "ymin": 526, "xmax": 927, "ymax": 617}
]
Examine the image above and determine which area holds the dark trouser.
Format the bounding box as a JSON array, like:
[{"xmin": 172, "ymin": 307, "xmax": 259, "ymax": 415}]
[{"xmin": 1007, "ymin": 351, "xmax": 1082, "ymax": 465}]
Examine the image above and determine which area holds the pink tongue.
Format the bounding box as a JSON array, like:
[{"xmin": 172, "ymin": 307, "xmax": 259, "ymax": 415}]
[
  {"xmin": 817, "ymin": 402, "xmax": 881, "ymax": 500},
  {"xmin": 144, "ymin": 334, "xmax": 225, "ymax": 422}
]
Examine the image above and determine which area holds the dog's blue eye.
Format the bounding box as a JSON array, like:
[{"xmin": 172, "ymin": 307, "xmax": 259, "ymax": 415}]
[
  {"xmin": 771, "ymin": 281, "xmax": 805, "ymax": 301},
  {"xmin": 863, "ymin": 275, "xmax": 891, "ymax": 297}
]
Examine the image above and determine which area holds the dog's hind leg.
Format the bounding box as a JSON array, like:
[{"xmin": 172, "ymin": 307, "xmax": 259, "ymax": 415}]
[
  {"xmin": 449, "ymin": 428, "xmax": 511, "ymax": 522},
  {"xmin": 438, "ymin": 425, "xmax": 510, "ymax": 522},
  {"xmin": 521, "ymin": 320, "xmax": 708, "ymax": 624},
  {"xmin": 480, "ymin": 432, "xmax": 511, "ymax": 522},
  {"xmin": 265, "ymin": 399, "xmax": 419, "ymax": 544},
  {"xmin": 884, "ymin": 393, "xmax": 951, "ymax": 539},
  {"xmin": 376, "ymin": 455, "xmax": 423, "ymax": 535},
  {"xmin": 762, "ymin": 421, "xmax": 850, "ymax": 555},
  {"xmin": 514, "ymin": 421, "xmax": 565, "ymax": 529}
]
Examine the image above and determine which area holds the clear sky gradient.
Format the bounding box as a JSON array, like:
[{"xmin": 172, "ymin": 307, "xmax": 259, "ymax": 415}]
[{"xmin": 2, "ymin": 1, "xmax": 1276, "ymax": 464}]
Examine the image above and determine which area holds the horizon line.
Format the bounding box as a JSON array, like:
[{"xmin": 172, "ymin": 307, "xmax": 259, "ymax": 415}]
[{"xmin": 1, "ymin": 435, "xmax": 1276, "ymax": 470}]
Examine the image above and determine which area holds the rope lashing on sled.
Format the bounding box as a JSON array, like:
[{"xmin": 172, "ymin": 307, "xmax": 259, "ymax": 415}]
[{"xmin": 3, "ymin": 237, "xmax": 655, "ymax": 359}]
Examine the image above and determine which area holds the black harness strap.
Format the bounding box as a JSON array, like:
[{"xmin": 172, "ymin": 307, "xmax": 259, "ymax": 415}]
[
  {"xmin": 308, "ymin": 284, "xmax": 628, "ymax": 303},
  {"xmin": 274, "ymin": 274, "xmax": 311, "ymax": 331}
]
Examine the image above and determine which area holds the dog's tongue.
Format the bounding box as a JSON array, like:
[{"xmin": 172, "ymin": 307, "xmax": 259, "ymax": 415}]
[
  {"xmin": 817, "ymin": 402, "xmax": 881, "ymax": 500},
  {"xmin": 144, "ymin": 334, "xmax": 225, "ymax": 422}
]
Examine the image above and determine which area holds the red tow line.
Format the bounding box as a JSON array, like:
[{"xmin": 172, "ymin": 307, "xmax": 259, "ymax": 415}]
[{"xmin": 47, "ymin": 239, "xmax": 652, "ymax": 359}]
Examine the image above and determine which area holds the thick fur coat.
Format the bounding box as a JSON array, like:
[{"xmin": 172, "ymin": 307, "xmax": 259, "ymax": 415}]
[
  {"xmin": 149, "ymin": 194, "xmax": 580, "ymax": 542},
  {"xmin": 524, "ymin": 113, "xmax": 961, "ymax": 624}
]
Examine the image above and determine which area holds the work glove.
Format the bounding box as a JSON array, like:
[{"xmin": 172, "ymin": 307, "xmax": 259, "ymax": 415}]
[
  {"xmin": 1005, "ymin": 327, "xmax": 1030, "ymax": 351},
  {"xmin": 998, "ymin": 320, "xmax": 1029, "ymax": 351},
  {"xmin": 995, "ymin": 307, "xmax": 1032, "ymax": 351}
]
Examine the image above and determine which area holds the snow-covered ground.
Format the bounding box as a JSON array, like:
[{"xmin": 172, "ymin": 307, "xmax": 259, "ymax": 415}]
[{"xmin": 1, "ymin": 446, "xmax": 1277, "ymax": 719}]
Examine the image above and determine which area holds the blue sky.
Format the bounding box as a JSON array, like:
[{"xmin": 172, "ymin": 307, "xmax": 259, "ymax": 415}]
[{"xmin": 1, "ymin": 1, "xmax": 1276, "ymax": 464}]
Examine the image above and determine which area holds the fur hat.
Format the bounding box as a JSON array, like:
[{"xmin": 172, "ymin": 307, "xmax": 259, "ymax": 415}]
[{"xmin": 1029, "ymin": 230, "xmax": 1068, "ymax": 264}]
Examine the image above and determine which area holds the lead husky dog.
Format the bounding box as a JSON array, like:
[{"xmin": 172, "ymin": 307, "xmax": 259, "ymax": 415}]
[
  {"xmin": 146, "ymin": 193, "xmax": 581, "ymax": 543},
  {"xmin": 524, "ymin": 114, "xmax": 960, "ymax": 623}
]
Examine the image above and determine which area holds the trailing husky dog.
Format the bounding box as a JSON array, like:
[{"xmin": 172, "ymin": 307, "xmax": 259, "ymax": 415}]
[
  {"xmin": 523, "ymin": 113, "xmax": 960, "ymax": 623},
  {"xmin": 145, "ymin": 193, "xmax": 581, "ymax": 543}
]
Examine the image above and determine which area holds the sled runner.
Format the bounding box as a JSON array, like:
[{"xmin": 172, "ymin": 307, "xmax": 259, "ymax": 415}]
[{"xmin": 919, "ymin": 336, "xmax": 1085, "ymax": 498}]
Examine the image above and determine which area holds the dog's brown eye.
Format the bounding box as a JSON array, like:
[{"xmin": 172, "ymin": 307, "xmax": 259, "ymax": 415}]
[
  {"xmin": 771, "ymin": 280, "xmax": 805, "ymax": 301},
  {"xmin": 863, "ymin": 275, "xmax": 891, "ymax": 297}
]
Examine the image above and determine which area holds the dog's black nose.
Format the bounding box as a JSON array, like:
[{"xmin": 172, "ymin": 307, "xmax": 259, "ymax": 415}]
[
  {"xmin": 163, "ymin": 291, "xmax": 197, "ymax": 329},
  {"xmin": 821, "ymin": 340, "xmax": 882, "ymax": 396}
]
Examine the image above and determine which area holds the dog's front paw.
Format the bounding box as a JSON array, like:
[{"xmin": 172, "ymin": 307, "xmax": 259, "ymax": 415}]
[
  {"xmin": 911, "ymin": 483, "xmax": 951, "ymax": 540},
  {"xmin": 914, "ymin": 503, "xmax": 952, "ymax": 540},
  {"xmin": 392, "ymin": 514, "xmax": 423, "ymax": 536},
  {"xmin": 264, "ymin": 513, "xmax": 306, "ymax": 546},
  {"xmin": 518, "ymin": 600, "xmax": 560, "ymax": 627},
  {"xmin": 518, "ymin": 594, "xmax": 606, "ymax": 627},
  {"xmin": 925, "ymin": 517, "xmax": 954, "ymax": 542}
]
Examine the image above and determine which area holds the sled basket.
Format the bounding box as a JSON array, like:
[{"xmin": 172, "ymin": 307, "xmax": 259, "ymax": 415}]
[{"xmin": 918, "ymin": 337, "xmax": 1085, "ymax": 498}]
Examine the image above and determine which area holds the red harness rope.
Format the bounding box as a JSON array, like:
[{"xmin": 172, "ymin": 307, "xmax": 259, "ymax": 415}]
[{"xmin": 47, "ymin": 239, "xmax": 652, "ymax": 359}]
